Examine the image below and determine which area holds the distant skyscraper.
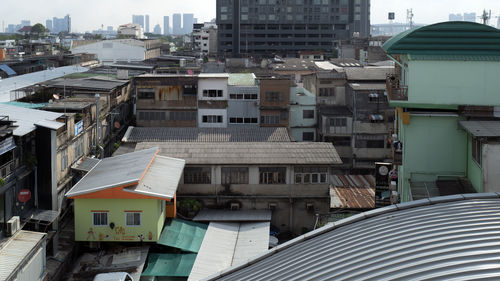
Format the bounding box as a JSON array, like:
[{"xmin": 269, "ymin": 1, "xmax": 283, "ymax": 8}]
[
  {"xmin": 183, "ymin": 13, "xmax": 194, "ymax": 34},
  {"xmin": 132, "ymin": 15, "xmax": 145, "ymax": 29},
  {"xmin": 46, "ymin": 19, "xmax": 53, "ymax": 31},
  {"xmin": 163, "ymin": 16, "xmax": 170, "ymax": 35},
  {"xmin": 52, "ymin": 15, "xmax": 71, "ymax": 33},
  {"xmin": 464, "ymin": 13, "xmax": 476, "ymax": 23},
  {"xmin": 449, "ymin": 13, "xmax": 463, "ymax": 21},
  {"xmin": 20, "ymin": 20, "xmax": 30, "ymax": 27},
  {"xmin": 173, "ymin": 13, "xmax": 182, "ymax": 35},
  {"xmin": 107, "ymin": 26, "xmax": 113, "ymax": 32},
  {"xmin": 497, "ymin": 18, "xmax": 500, "ymax": 29},
  {"xmin": 145, "ymin": 15, "xmax": 150, "ymax": 33},
  {"xmin": 153, "ymin": 24, "xmax": 161, "ymax": 35},
  {"xmin": 194, "ymin": 18, "xmax": 198, "ymax": 24}
]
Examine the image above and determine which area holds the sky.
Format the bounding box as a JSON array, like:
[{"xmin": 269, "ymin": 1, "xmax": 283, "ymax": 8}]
[{"xmin": 0, "ymin": 0, "xmax": 500, "ymax": 33}]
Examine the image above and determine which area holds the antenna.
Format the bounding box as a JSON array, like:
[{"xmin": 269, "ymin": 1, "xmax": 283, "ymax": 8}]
[
  {"xmin": 480, "ymin": 9, "xmax": 491, "ymax": 25},
  {"xmin": 406, "ymin": 9, "xmax": 414, "ymax": 30}
]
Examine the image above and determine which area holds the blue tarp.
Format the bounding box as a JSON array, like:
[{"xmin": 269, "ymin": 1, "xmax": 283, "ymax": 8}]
[{"xmin": 0, "ymin": 64, "xmax": 16, "ymax": 76}]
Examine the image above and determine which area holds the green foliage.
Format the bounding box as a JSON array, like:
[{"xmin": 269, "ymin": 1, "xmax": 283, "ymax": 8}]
[
  {"xmin": 113, "ymin": 141, "xmax": 121, "ymax": 152},
  {"xmin": 0, "ymin": 177, "xmax": 5, "ymax": 187},
  {"xmin": 31, "ymin": 23, "xmax": 46, "ymax": 35},
  {"xmin": 178, "ymin": 198, "xmax": 201, "ymax": 213}
]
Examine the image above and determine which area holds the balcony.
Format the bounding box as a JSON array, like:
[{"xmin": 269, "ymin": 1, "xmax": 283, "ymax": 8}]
[
  {"xmin": 386, "ymin": 75, "xmax": 408, "ymax": 101},
  {"xmin": 0, "ymin": 159, "xmax": 19, "ymax": 179},
  {"xmin": 136, "ymin": 96, "xmax": 197, "ymax": 110}
]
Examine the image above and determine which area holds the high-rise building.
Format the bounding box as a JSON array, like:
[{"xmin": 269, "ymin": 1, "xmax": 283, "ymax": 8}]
[
  {"xmin": 449, "ymin": 13, "xmax": 463, "ymax": 21},
  {"xmin": 132, "ymin": 15, "xmax": 145, "ymax": 29},
  {"xmin": 163, "ymin": 16, "xmax": 170, "ymax": 35},
  {"xmin": 173, "ymin": 13, "xmax": 182, "ymax": 35},
  {"xmin": 183, "ymin": 13, "xmax": 194, "ymax": 34},
  {"xmin": 52, "ymin": 15, "xmax": 71, "ymax": 33},
  {"xmin": 145, "ymin": 15, "xmax": 150, "ymax": 33},
  {"xmin": 216, "ymin": 0, "xmax": 370, "ymax": 57},
  {"xmin": 46, "ymin": 19, "xmax": 53, "ymax": 31},
  {"xmin": 153, "ymin": 24, "xmax": 161, "ymax": 35},
  {"xmin": 463, "ymin": 13, "xmax": 476, "ymax": 22},
  {"xmin": 20, "ymin": 20, "xmax": 30, "ymax": 27}
]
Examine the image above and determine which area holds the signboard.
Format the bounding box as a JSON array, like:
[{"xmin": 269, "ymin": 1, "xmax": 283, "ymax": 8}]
[
  {"xmin": 0, "ymin": 137, "xmax": 16, "ymax": 155},
  {"xmin": 388, "ymin": 12, "xmax": 395, "ymax": 20},
  {"xmin": 74, "ymin": 120, "xmax": 84, "ymax": 136},
  {"xmin": 18, "ymin": 189, "xmax": 31, "ymax": 203}
]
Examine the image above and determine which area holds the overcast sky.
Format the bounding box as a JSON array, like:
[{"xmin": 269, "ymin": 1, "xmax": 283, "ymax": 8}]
[{"xmin": 1, "ymin": 0, "xmax": 499, "ymax": 33}]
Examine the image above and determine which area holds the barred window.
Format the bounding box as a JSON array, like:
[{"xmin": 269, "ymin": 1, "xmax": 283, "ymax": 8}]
[
  {"xmin": 184, "ymin": 167, "xmax": 211, "ymax": 184},
  {"xmin": 259, "ymin": 167, "xmax": 286, "ymax": 184},
  {"xmin": 295, "ymin": 166, "xmax": 328, "ymax": 184},
  {"xmin": 222, "ymin": 167, "xmax": 249, "ymax": 184},
  {"xmin": 92, "ymin": 212, "xmax": 108, "ymax": 226}
]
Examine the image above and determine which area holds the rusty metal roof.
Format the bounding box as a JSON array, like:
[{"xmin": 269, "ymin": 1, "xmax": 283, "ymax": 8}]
[{"xmin": 329, "ymin": 175, "xmax": 375, "ymax": 209}]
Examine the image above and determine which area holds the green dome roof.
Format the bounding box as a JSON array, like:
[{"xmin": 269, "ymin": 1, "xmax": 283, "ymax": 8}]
[{"xmin": 382, "ymin": 21, "xmax": 500, "ymax": 56}]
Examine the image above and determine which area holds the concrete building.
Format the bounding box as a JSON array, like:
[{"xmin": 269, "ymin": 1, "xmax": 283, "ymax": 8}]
[
  {"xmin": 198, "ymin": 73, "xmax": 230, "ymax": 128},
  {"xmin": 153, "ymin": 24, "xmax": 161, "ymax": 35},
  {"xmin": 136, "ymin": 141, "xmax": 341, "ymax": 235},
  {"xmin": 216, "ymin": 0, "xmax": 371, "ymax": 57},
  {"xmin": 52, "ymin": 15, "xmax": 71, "ymax": 33},
  {"xmin": 173, "ymin": 13, "xmax": 182, "ymax": 35},
  {"xmin": 227, "ymin": 73, "xmax": 260, "ymax": 127},
  {"xmin": 449, "ymin": 13, "xmax": 463, "ymax": 21},
  {"xmin": 164, "ymin": 16, "xmax": 170, "ymax": 35},
  {"xmin": 290, "ymin": 87, "xmax": 317, "ymax": 142},
  {"xmin": 192, "ymin": 22, "xmax": 218, "ymax": 56},
  {"xmin": 183, "ymin": 13, "xmax": 195, "ymax": 34},
  {"xmin": 463, "ymin": 12, "xmax": 476, "ymax": 22},
  {"xmin": 145, "ymin": 15, "xmax": 150, "ymax": 33},
  {"xmin": 259, "ymin": 77, "xmax": 291, "ymax": 128},
  {"xmin": 45, "ymin": 19, "xmax": 53, "ymax": 32},
  {"xmin": 71, "ymin": 39, "xmax": 161, "ymax": 64},
  {"xmin": 383, "ymin": 22, "xmax": 500, "ymax": 202},
  {"xmin": 132, "ymin": 15, "xmax": 145, "ymax": 29},
  {"xmin": 116, "ymin": 23, "xmax": 144, "ymax": 39}
]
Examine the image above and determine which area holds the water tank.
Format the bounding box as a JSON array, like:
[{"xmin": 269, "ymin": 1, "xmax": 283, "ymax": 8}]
[{"xmin": 179, "ymin": 58, "xmax": 186, "ymax": 67}]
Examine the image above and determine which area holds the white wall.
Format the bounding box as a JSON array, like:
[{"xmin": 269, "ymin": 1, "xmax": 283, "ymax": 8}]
[
  {"xmin": 198, "ymin": 108, "xmax": 228, "ymax": 128},
  {"xmin": 198, "ymin": 78, "xmax": 228, "ymax": 100},
  {"xmin": 483, "ymin": 143, "xmax": 500, "ymax": 192},
  {"xmin": 71, "ymin": 41, "xmax": 145, "ymax": 64}
]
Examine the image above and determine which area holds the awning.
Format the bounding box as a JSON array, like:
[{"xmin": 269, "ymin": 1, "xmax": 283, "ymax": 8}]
[
  {"xmin": 0, "ymin": 64, "xmax": 16, "ymax": 76},
  {"xmin": 72, "ymin": 157, "xmax": 101, "ymax": 173},
  {"xmin": 459, "ymin": 120, "xmax": 500, "ymax": 137},
  {"xmin": 141, "ymin": 253, "xmax": 197, "ymax": 277},
  {"xmin": 157, "ymin": 219, "xmax": 208, "ymax": 253},
  {"xmin": 193, "ymin": 209, "xmax": 272, "ymax": 222},
  {"xmin": 0, "ymin": 137, "xmax": 16, "ymax": 155},
  {"xmin": 368, "ymin": 93, "xmax": 379, "ymax": 98},
  {"xmin": 369, "ymin": 114, "xmax": 384, "ymax": 121}
]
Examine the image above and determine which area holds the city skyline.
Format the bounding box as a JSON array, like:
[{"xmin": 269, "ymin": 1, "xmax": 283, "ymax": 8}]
[{"xmin": 1, "ymin": 0, "xmax": 500, "ymax": 32}]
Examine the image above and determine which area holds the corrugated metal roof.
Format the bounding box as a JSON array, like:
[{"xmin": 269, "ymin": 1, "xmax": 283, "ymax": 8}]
[
  {"xmin": 348, "ymin": 83, "xmax": 387, "ymax": 91},
  {"xmin": 329, "ymin": 175, "xmax": 376, "ymax": 209},
  {"xmin": 207, "ymin": 194, "xmax": 500, "ymax": 281},
  {"xmin": 0, "ymin": 230, "xmax": 46, "ymax": 281},
  {"xmin": 228, "ymin": 73, "xmax": 256, "ymax": 86},
  {"xmin": 189, "ymin": 222, "xmax": 269, "ymax": 281},
  {"xmin": 383, "ymin": 21, "xmax": 500, "ymax": 56},
  {"xmin": 459, "ymin": 120, "xmax": 500, "ymax": 137},
  {"xmin": 345, "ymin": 67, "xmax": 394, "ymax": 81},
  {"xmin": 45, "ymin": 78, "xmax": 128, "ymax": 91},
  {"xmin": 65, "ymin": 148, "xmax": 158, "ymax": 197},
  {"xmin": 141, "ymin": 253, "xmax": 197, "ymax": 277},
  {"xmin": 123, "ymin": 127, "xmax": 292, "ymax": 143},
  {"xmin": 193, "ymin": 210, "xmax": 272, "ymax": 222},
  {"xmin": 410, "ymin": 54, "xmax": 500, "ymax": 61},
  {"xmin": 198, "ymin": 73, "xmax": 229, "ymax": 78},
  {"xmin": 135, "ymin": 142, "xmax": 342, "ymax": 165},
  {"xmin": 124, "ymin": 155, "xmax": 185, "ymax": 200},
  {"xmin": 0, "ymin": 65, "xmax": 89, "ymax": 102},
  {"xmin": 0, "ymin": 103, "xmax": 64, "ymax": 136},
  {"xmin": 72, "ymin": 157, "xmax": 101, "ymax": 172},
  {"xmin": 158, "ymin": 219, "xmax": 208, "ymax": 253},
  {"xmin": 1, "ymin": 101, "xmax": 47, "ymax": 109},
  {"xmin": 0, "ymin": 64, "xmax": 16, "ymax": 76}
]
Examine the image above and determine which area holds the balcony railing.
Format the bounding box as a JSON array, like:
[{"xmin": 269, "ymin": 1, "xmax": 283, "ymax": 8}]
[{"xmin": 386, "ymin": 75, "xmax": 408, "ymax": 101}]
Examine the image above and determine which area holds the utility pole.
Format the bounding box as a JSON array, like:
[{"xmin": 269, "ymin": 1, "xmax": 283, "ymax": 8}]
[
  {"xmin": 480, "ymin": 10, "xmax": 491, "ymax": 25},
  {"xmin": 406, "ymin": 9, "xmax": 414, "ymax": 30}
]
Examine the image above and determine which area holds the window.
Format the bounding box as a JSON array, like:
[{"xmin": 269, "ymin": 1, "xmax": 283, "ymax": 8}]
[
  {"xmin": 330, "ymin": 136, "xmax": 351, "ymax": 146},
  {"xmin": 472, "ymin": 137, "xmax": 482, "ymax": 166},
  {"xmin": 184, "ymin": 167, "xmax": 211, "ymax": 184},
  {"xmin": 202, "ymin": 89, "xmax": 223, "ymax": 97},
  {"xmin": 295, "ymin": 166, "xmax": 328, "ymax": 184},
  {"xmin": 222, "ymin": 167, "xmax": 249, "ymax": 184},
  {"xmin": 265, "ymin": 92, "xmax": 283, "ymax": 102},
  {"xmin": 92, "ymin": 212, "xmax": 108, "ymax": 226},
  {"xmin": 280, "ymin": 111, "xmax": 288, "ymax": 121},
  {"xmin": 241, "ymin": 6, "xmax": 249, "ymax": 12},
  {"xmin": 261, "ymin": 115, "xmax": 280, "ymax": 124},
  {"xmin": 170, "ymin": 111, "xmax": 196, "ymax": 121},
  {"xmin": 229, "ymin": 117, "xmax": 258, "ymax": 124},
  {"xmin": 138, "ymin": 111, "xmax": 166, "ymax": 121},
  {"xmin": 355, "ymin": 135, "xmax": 386, "ymax": 148},
  {"xmin": 230, "ymin": 93, "xmax": 257, "ymax": 100},
  {"xmin": 329, "ymin": 118, "xmax": 347, "ymax": 127},
  {"xmin": 60, "ymin": 149, "xmax": 68, "ymax": 171},
  {"xmin": 303, "ymin": 110, "xmax": 314, "ymax": 119},
  {"xmin": 319, "ymin": 88, "xmax": 335, "ymax": 96},
  {"xmin": 202, "ymin": 115, "xmax": 223, "ymax": 123},
  {"xmin": 221, "ymin": 6, "xmax": 228, "ymax": 12},
  {"xmin": 259, "ymin": 167, "xmax": 286, "ymax": 184},
  {"xmin": 138, "ymin": 89, "xmax": 155, "ymax": 99},
  {"xmin": 241, "ymin": 14, "xmax": 248, "ymax": 20},
  {"xmin": 74, "ymin": 137, "xmax": 84, "ymax": 159},
  {"xmin": 303, "ymin": 132, "xmax": 314, "ymax": 141},
  {"xmin": 125, "ymin": 212, "xmax": 141, "ymax": 226},
  {"xmin": 221, "ymin": 14, "xmax": 228, "ymax": 20}
]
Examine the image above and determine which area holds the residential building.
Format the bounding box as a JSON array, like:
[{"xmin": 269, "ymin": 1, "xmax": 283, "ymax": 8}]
[
  {"xmin": 383, "ymin": 22, "xmax": 500, "ymax": 202},
  {"xmin": 135, "ymin": 141, "xmax": 341, "ymax": 235},
  {"xmin": 206, "ymin": 195, "xmax": 500, "ymax": 280},
  {"xmin": 153, "ymin": 24, "xmax": 161, "ymax": 35},
  {"xmin": 134, "ymin": 74, "xmax": 198, "ymax": 127},
  {"xmin": 198, "ymin": 73, "xmax": 230, "ymax": 128},
  {"xmin": 183, "ymin": 13, "xmax": 194, "ymax": 34},
  {"xmin": 132, "ymin": 15, "xmax": 145, "ymax": 29},
  {"xmin": 173, "ymin": 13, "xmax": 182, "ymax": 35},
  {"xmin": 216, "ymin": 0, "xmax": 371, "ymax": 57},
  {"xmin": 227, "ymin": 73, "xmax": 260, "ymax": 127},
  {"xmin": 145, "ymin": 15, "xmax": 150, "ymax": 33},
  {"xmin": 163, "ymin": 16, "xmax": 170, "ymax": 35},
  {"xmin": 259, "ymin": 77, "xmax": 291, "ymax": 128},
  {"xmin": 65, "ymin": 148, "xmax": 184, "ymax": 242},
  {"xmin": 289, "ymin": 87, "xmax": 317, "ymax": 141},
  {"xmin": 71, "ymin": 39, "xmax": 161, "ymax": 64},
  {"xmin": 116, "ymin": 23, "xmax": 144, "ymax": 39},
  {"xmin": 192, "ymin": 22, "xmax": 218, "ymax": 56},
  {"xmin": 272, "ymin": 58, "xmax": 319, "ymax": 85}
]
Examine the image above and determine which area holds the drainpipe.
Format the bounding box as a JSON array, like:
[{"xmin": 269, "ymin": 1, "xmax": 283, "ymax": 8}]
[{"xmin": 34, "ymin": 165, "xmax": 38, "ymax": 208}]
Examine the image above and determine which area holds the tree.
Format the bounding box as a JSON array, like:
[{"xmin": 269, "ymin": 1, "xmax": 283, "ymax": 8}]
[{"xmin": 31, "ymin": 23, "xmax": 46, "ymax": 35}]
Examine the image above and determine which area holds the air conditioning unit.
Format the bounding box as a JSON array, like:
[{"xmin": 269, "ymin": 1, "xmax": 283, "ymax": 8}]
[
  {"xmin": 6, "ymin": 216, "xmax": 20, "ymax": 236},
  {"xmin": 230, "ymin": 202, "xmax": 240, "ymax": 211},
  {"xmin": 391, "ymin": 191, "xmax": 400, "ymax": 205},
  {"xmin": 306, "ymin": 203, "xmax": 315, "ymax": 212},
  {"xmin": 268, "ymin": 203, "xmax": 277, "ymax": 210}
]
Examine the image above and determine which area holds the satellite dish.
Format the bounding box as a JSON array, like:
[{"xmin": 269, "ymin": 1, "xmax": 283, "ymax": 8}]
[{"xmin": 53, "ymin": 94, "xmax": 60, "ymax": 100}]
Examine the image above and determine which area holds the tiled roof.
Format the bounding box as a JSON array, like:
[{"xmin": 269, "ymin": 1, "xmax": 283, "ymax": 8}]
[{"xmin": 123, "ymin": 127, "xmax": 292, "ymax": 143}]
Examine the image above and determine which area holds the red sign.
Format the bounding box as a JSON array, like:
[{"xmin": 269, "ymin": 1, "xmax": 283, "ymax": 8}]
[{"xmin": 18, "ymin": 189, "xmax": 31, "ymax": 203}]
